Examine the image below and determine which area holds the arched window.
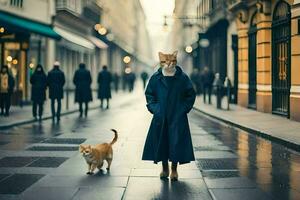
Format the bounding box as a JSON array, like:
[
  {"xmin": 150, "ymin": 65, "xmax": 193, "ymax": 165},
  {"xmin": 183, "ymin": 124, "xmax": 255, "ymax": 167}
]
[
  {"xmin": 248, "ymin": 12, "xmax": 257, "ymax": 109},
  {"xmin": 272, "ymin": 1, "xmax": 291, "ymax": 117}
]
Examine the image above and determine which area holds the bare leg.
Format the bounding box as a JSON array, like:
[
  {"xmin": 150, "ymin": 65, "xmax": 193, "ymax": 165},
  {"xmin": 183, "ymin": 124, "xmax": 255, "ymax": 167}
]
[
  {"xmin": 170, "ymin": 162, "xmax": 178, "ymax": 181},
  {"xmin": 160, "ymin": 161, "xmax": 169, "ymax": 179}
]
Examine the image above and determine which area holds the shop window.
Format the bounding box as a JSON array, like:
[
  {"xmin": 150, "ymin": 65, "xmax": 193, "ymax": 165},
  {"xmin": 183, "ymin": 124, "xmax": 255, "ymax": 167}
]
[{"xmin": 10, "ymin": 0, "xmax": 23, "ymax": 8}]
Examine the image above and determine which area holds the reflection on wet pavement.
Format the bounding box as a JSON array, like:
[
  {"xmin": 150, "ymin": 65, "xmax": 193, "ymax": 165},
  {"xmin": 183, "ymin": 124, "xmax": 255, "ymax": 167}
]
[{"xmin": 191, "ymin": 111, "xmax": 300, "ymax": 200}]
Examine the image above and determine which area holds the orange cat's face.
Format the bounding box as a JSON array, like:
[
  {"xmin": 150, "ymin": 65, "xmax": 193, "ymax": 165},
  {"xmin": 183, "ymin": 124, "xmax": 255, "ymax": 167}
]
[
  {"xmin": 79, "ymin": 145, "xmax": 92, "ymax": 157},
  {"xmin": 159, "ymin": 51, "xmax": 178, "ymax": 69}
]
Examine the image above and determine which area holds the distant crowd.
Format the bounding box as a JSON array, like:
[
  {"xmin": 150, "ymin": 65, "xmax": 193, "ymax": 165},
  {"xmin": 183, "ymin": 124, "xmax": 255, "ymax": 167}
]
[{"xmin": 0, "ymin": 62, "xmax": 149, "ymax": 123}]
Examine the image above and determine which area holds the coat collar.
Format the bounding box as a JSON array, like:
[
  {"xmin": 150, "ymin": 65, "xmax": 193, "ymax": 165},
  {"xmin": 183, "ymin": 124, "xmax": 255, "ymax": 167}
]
[
  {"xmin": 157, "ymin": 66, "xmax": 182, "ymax": 79},
  {"xmin": 157, "ymin": 66, "xmax": 183, "ymax": 88}
]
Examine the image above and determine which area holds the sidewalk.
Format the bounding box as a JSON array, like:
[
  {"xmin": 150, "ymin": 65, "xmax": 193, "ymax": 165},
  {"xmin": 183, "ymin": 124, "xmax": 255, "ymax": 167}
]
[
  {"xmin": 0, "ymin": 87, "xmax": 143, "ymax": 129},
  {"xmin": 193, "ymin": 95, "xmax": 300, "ymax": 151}
]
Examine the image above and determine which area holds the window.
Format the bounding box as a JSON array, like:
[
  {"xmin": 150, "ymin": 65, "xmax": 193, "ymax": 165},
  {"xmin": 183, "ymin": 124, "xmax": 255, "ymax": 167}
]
[{"xmin": 10, "ymin": 0, "xmax": 23, "ymax": 8}]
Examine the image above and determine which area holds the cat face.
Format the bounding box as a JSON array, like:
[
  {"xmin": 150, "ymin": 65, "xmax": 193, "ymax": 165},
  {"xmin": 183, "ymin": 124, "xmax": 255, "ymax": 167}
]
[
  {"xmin": 79, "ymin": 145, "xmax": 92, "ymax": 157},
  {"xmin": 159, "ymin": 51, "xmax": 178, "ymax": 69}
]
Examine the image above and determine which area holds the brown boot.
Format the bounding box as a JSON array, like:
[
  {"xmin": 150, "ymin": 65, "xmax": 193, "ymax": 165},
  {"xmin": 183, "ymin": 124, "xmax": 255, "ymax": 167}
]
[
  {"xmin": 170, "ymin": 162, "xmax": 178, "ymax": 181},
  {"xmin": 160, "ymin": 161, "xmax": 169, "ymax": 179}
]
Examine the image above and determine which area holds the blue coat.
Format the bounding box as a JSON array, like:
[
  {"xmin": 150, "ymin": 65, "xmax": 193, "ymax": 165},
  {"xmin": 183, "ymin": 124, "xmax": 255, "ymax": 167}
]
[
  {"xmin": 97, "ymin": 70, "xmax": 112, "ymax": 99},
  {"xmin": 73, "ymin": 67, "xmax": 92, "ymax": 103},
  {"xmin": 30, "ymin": 71, "xmax": 47, "ymax": 103},
  {"xmin": 47, "ymin": 67, "xmax": 65, "ymax": 100},
  {"xmin": 142, "ymin": 66, "xmax": 196, "ymax": 164}
]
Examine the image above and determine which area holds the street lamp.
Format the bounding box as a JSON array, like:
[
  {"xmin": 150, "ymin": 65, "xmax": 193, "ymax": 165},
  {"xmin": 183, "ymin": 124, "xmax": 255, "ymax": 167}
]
[
  {"xmin": 162, "ymin": 15, "xmax": 206, "ymax": 30},
  {"xmin": 185, "ymin": 45, "xmax": 193, "ymax": 53},
  {"xmin": 123, "ymin": 56, "xmax": 131, "ymax": 64},
  {"xmin": 94, "ymin": 24, "xmax": 108, "ymax": 35}
]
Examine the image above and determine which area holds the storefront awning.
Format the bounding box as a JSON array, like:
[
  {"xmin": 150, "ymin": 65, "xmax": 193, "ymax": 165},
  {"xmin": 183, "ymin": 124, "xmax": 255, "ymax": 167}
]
[
  {"xmin": 88, "ymin": 36, "xmax": 108, "ymax": 49},
  {"xmin": 0, "ymin": 11, "xmax": 61, "ymax": 40},
  {"xmin": 54, "ymin": 27, "xmax": 94, "ymax": 50}
]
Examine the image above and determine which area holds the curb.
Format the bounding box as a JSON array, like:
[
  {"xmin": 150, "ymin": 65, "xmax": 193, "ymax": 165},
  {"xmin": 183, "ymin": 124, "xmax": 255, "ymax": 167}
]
[
  {"xmin": 0, "ymin": 105, "xmax": 100, "ymax": 130},
  {"xmin": 193, "ymin": 107, "xmax": 300, "ymax": 152}
]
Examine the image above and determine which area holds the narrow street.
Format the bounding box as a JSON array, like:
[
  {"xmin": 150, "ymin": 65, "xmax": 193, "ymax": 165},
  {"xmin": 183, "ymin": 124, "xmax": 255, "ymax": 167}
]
[{"xmin": 0, "ymin": 90, "xmax": 299, "ymax": 200}]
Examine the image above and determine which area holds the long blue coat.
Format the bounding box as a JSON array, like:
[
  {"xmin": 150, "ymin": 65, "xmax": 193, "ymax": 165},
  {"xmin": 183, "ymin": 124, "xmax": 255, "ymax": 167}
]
[
  {"xmin": 97, "ymin": 70, "xmax": 112, "ymax": 99},
  {"xmin": 73, "ymin": 67, "xmax": 92, "ymax": 103},
  {"xmin": 47, "ymin": 67, "xmax": 65, "ymax": 100},
  {"xmin": 142, "ymin": 66, "xmax": 196, "ymax": 164}
]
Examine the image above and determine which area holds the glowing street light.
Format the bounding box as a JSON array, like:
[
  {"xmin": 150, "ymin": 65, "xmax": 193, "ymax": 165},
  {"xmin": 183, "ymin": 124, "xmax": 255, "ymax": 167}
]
[
  {"xmin": 123, "ymin": 56, "xmax": 131, "ymax": 64},
  {"xmin": 98, "ymin": 27, "xmax": 107, "ymax": 35},
  {"xmin": 185, "ymin": 45, "xmax": 193, "ymax": 53},
  {"xmin": 125, "ymin": 67, "xmax": 132, "ymax": 74},
  {"xmin": 29, "ymin": 63, "xmax": 35, "ymax": 69},
  {"xmin": 6, "ymin": 56, "xmax": 12, "ymax": 62},
  {"xmin": 94, "ymin": 24, "xmax": 101, "ymax": 31},
  {"xmin": 12, "ymin": 59, "xmax": 18, "ymax": 65},
  {"xmin": 0, "ymin": 27, "xmax": 4, "ymax": 33}
]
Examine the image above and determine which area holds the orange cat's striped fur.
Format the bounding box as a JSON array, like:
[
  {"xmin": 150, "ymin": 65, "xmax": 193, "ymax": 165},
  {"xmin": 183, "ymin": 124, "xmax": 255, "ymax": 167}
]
[{"xmin": 79, "ymin": 129, "xmax": 118, "ymax": 174}]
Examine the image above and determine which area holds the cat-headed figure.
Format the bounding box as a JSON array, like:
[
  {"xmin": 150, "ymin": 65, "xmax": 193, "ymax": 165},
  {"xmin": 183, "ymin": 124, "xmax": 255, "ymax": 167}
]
[{"xmin": 158, "ymin": 51, "xmax": 178, "ymax": 76}]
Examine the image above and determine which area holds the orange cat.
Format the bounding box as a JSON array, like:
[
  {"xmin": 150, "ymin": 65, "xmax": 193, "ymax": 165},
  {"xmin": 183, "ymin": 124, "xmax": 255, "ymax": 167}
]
[{"xmin": 79, "ymin": 129, "xmax": 118, "ymax": 174}]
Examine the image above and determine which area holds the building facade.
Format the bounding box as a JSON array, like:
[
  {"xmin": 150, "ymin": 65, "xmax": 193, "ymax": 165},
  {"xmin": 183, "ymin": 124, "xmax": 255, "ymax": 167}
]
[
  {"xmin": 0, "ymin": 0, "xmax": 153, "ymax": 106},
  {"xmin": 229, "ymin": 0, "xmax": 300, "ymax": 121},
  {"xmin": 168, "ymin": 0, "xmax": 200, "ymax": 74},
  {"xmin": 172, "ymin": 0, "xmax": 239, "ymax": 102},
  {"xmin": 0, "ymin": 0, "xmax": 59, "ymax": 104}
]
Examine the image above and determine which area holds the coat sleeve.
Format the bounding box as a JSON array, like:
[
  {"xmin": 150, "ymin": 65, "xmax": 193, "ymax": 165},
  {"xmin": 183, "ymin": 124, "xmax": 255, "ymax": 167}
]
[
  {"xmin": 145, "ymin": 76, "xmax": 159, "ymax": 114},
  {"xmin": 183, "ymin": 75, "xmax": 196, "ymax": 113},
  {"xmin": 62, "ymin": 72, "xmax": 66, "ymax": 86},
  {"xmin": 73, "ymin": 71, "xmax": 77, "ymax": 86},
  {"xmin": 97, "ymin": 73, "xmax": 101, "ymax": 84},
  {"xmin": 88, "ymin": 71, "xmax": 92, "ymax": 85}
]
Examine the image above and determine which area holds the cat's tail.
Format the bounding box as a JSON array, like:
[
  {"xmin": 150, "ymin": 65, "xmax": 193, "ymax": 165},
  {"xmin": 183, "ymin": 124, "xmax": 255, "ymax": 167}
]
[{"xmin": 110, "ymin": 129, "xmax": 118, "ymax": 145}]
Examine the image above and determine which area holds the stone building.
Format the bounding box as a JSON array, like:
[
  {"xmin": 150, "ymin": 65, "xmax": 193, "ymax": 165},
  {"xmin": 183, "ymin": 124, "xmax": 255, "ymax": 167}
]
[{"xmin": 229, "ymin": 0, "xmax": 300, "ymax": 121}]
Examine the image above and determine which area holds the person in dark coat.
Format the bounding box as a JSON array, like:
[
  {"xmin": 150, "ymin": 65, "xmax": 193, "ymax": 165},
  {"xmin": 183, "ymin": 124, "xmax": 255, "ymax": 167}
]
[
  {"xmin": 30, "ymin": 64, "xmax": 47, "ymax": 121},
  {"xmin": 113, "ymin": 73, "xmax": 120, "ymax": 92},
  {"xmin": 190, "ymin": 68, "xmax": 201, "ymax": 95},
  {"xmin": 47, "ymin": 61, "xmax": 65, "ymax": 122},
  {"xmin": 140, "ymin": 71, "xmax": 149, "ymax": 89},
  {"xmin": 73, "ymin": 63, "xmax": 92, "ymax": 117},
  {"xmin": 142, "ymin": 51, "xmax": 196, "ymax": 181},
  {"xmin": 201, "ymin": 66, "xmax": 214, "ymax": 104},
  {"xmin": 97, "ymin": 65, "xmax": 112, "ymax": 109},
  {"xmin": 0, "ymin": 65, "xmax": 15, "ymax": 117},
  {"xmin": 127, "ymin": 72, "xmax": 136, "ymax": 92}
]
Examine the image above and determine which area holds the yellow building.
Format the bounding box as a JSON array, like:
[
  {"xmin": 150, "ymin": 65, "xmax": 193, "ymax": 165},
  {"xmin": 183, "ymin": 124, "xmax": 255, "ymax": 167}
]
[{"xmin": 229, "ymin": 0, "xmax": 300, "ymax": 121}]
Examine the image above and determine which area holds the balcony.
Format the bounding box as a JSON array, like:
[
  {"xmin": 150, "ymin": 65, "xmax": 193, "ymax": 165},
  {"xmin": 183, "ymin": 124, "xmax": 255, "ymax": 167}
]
[{"xmin": 55, "ymin": 0, "xmax": 82, "ymax": 15}]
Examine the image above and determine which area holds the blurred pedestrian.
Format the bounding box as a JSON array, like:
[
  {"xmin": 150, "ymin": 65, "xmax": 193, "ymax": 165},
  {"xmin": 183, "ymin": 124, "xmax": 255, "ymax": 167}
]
[
  {"xmin": 213, "ymin": 73, "xmax": 223, "ymax": 109},
  {"xmin": 30, "ymin": 64, "xmax": 47, "ymax": 121},
  {"xmin": 0, "ymin": 65, "xmax": 14, "ymax": 117},
  {"xmin": 140, "ymin": 71, "xmax": 149, "ymax": 89},
  {"xmin": 97, "ymin": 65, "xmax": 112, "ymax": 109},
  {"xmin": 73, "ymin": 63, "xmax": 92, "ymax": 117},
  {"xmin": 128, "ymin": 72, "xmax": 136, "ymax": 92},
  {"xmin": 47, "ymin": 61, "xmax": 65, "ymax": 123},
  {"xmin": 190, "ymin": 68, "xmax": 201, "ymax": 95},
  {"xmin": 142, "ymin": 51, "xmax": 196, "ymax": 181},
  {"xmin": 113, "ymin": 73, "xmax": 120, "ymax": 92},
  {"xmin": 201, "ymin": 66, "xmax": 214, "ymax": 104}
]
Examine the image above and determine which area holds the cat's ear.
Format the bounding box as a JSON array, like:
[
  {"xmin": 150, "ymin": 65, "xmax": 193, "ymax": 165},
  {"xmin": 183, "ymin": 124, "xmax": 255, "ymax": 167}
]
[
  {"xmin": 88, "ymin": 145, "xmax": 91, "ymax": 149},
  {"xmin": 172, "ymin": 50, "xmax": 178, "ymax": 57},
  {"xmin": 79, "ymin": 145, "xmax": 84, "ymax": 152},
  {"xmin": 158, "ymin": 52, "xmax": 164, "ymax": 60}
]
